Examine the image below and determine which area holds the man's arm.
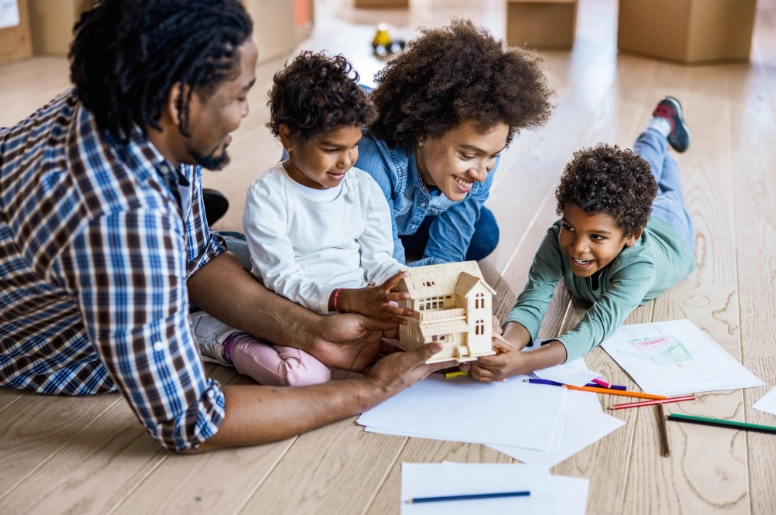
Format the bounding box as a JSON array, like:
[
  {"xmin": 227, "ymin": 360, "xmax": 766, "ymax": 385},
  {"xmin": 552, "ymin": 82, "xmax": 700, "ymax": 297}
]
[
  {"xmin": 188, "ymin": 251, "xmax": 395, "ymax": 372},
  {"xmin": 193, "ymin": 342, "xmax": 449, "ymax": 452}
]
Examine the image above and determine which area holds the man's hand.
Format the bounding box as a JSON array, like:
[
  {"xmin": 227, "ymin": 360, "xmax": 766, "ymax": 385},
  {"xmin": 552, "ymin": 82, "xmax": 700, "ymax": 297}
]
[
  {"xmin": 310, "ymin": 313, "xmax": 398, "ymax": 372},
  {"xmin": 365, "ymin": 342, "xmax": 455, "ymax": 395},
  {"xmin": 333, "ymin": 271, "xmax": 413, "ymax": 324}
]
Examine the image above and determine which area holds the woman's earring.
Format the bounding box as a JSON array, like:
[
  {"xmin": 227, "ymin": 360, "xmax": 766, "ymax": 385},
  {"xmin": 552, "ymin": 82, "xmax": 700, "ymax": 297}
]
[{"xmin": 418, "ymin": 141, "xmax": 424, "ymax": 147}]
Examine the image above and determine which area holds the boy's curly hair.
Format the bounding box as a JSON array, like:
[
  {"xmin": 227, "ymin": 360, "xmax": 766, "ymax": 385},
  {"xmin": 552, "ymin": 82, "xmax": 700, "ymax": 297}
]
[
  {"xmin": 267, "ymin": 51, "xmax": 375, "ymax": 145},
  {"xmin": 368, "ymin": 19, "xmax": 553, "ymax": 152},
  {"xmin": 556, "ymin": 144, "xmax": 658, "ymax": 237}
]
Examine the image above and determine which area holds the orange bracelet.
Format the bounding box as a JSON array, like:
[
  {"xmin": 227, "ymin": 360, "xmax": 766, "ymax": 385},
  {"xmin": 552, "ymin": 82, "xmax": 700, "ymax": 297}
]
[{"xmin": 333, "ymin": 288, "xmax": 343, "ymax": 313}]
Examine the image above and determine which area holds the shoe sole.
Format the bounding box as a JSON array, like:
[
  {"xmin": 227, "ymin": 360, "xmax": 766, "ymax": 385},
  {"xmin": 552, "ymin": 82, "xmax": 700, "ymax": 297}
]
[{"xmin": 664, "ymin": 96, "xmax": 691, "ymax": 152}]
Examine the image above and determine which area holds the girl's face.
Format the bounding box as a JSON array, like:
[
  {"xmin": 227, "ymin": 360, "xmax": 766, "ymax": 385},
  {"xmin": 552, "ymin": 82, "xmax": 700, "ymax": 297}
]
[
  {"xmin": 415, "ymin": 120, "xmax": 509, "ymax": 202},
  {"xmin": 280, "ymin": 124, "xmax": 363, "ymax": 190}
]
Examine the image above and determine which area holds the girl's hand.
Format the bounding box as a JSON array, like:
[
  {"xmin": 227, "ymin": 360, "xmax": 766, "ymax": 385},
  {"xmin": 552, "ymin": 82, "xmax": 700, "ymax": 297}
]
[{"xmin": 333, "ymin": 271, "xmax": 414, "ymax": 324}]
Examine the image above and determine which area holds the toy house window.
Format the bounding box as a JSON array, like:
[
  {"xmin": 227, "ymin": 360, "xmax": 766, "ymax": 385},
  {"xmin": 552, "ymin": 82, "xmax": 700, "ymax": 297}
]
[
  {"xmin": 424, "ymin": 281, "xmax": 435, "ymax": 287},
  {"xmin": 475, "ymin": 319, "xmax": 484, "ymax": 335},
  {"xmin": 475, "ymin": 293, "xmax": 485, "ymax": 309}
]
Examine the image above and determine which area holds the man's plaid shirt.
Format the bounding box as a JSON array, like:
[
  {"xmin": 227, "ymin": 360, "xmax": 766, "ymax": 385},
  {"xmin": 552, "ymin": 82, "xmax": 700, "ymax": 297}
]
[{"xmin": 0, "ymin": 90, "xmax": 226, "ymax": 451}]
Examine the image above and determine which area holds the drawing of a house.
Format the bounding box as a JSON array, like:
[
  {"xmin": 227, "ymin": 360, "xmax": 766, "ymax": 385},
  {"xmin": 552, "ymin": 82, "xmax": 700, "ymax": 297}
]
[{"xmin": 397, "ymin": 261, "xmax": 497, "ymax": 363}]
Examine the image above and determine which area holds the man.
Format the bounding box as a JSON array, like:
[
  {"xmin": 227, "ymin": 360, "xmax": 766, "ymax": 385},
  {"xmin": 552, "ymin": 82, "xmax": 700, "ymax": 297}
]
[{"xmin": 0, "ymin": 0, "xmax": 448, "ymax": 452}]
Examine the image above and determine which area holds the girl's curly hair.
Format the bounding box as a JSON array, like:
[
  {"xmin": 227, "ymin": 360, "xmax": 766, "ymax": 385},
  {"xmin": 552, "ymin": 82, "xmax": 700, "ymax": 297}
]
[
  {"xmin": 267, "ymin": 51, "xmax": 375, "ymax": 145},
  {"xmin": 556, "ymin": 144, "xmax": 658, "ymax": 237},
  {"xmin": 368, "ymin": 19, "xmax": 553, "ymax": 152}
]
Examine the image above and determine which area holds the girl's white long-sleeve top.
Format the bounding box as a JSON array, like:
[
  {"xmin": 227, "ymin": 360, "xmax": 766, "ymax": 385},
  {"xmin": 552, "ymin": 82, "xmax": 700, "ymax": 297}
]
[{"xmin": 242, "ymin": 163, "xmax": 404, "ymax": 315}]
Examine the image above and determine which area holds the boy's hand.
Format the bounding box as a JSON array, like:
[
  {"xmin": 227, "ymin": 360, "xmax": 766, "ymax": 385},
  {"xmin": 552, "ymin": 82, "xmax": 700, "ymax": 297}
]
[
  {"xmin": 469, "ymin": 338, "xmax": 530, "ymax": 383},
  {"xmin": 335, "ymin": 271, "xmax": 414, "ymax": 324}
]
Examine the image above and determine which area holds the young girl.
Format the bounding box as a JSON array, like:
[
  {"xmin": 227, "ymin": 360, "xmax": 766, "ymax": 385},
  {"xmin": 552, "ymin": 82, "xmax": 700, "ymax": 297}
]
[{"xmin": 194, "ymin": 52, "xmax": 412, "ymax": 386}]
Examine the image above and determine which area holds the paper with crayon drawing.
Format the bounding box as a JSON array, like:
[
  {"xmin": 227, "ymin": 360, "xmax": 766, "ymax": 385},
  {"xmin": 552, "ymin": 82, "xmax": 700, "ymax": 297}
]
[{"xmin": 601, "ymin": 319, "xmax": 763, "ymax": 396}]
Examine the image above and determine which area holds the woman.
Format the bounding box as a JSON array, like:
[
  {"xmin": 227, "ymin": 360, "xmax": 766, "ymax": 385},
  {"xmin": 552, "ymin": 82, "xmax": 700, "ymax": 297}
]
[{"xmin": 356, "ymin": 20, "xmax": 554, "ymax": 265}]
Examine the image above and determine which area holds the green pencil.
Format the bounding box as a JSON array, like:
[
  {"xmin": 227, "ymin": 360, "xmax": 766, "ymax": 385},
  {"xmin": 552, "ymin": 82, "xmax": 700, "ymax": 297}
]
[{"xmin": 667, "ymin": 414, "xmax": 776, "ymax": 435}]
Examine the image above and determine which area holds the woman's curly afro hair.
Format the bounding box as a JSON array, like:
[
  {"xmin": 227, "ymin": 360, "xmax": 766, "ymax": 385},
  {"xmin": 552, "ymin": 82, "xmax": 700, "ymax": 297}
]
[
  {"xmin": 267, "ymin": 51, "xmax": 375, "ymax": 145},
  {"xmin": 368, "ymin": 19, "xmax": 553, "ymax": 152},
  {"xmin": 556, "ymin": 144, "xmax": 658, "ymax": 237}
]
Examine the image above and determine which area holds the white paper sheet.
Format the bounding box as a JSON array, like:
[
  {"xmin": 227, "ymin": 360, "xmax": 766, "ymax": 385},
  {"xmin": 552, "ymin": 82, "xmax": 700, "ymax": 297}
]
[
  {"xmin": 550, "ymin": 474, "xmax": 590, "ymax": 515},
  {"xmin": 600, "ymin": 319, "xmax": 763, "ymax": 396},
  {"xmin": 753, "ymin": 385, "xmax": 776, "ymax": 417},
  {"xmin": 533, "ymin": 357, "xmax": 603, "ymax": 387},
  {"xmin": 489, "ymin": 395, "xmax": 625, "ymax": 469},
  {"xmin": 401, "ymin": 463, "xmax": 557, "ymax": 515},
  {"xmin": 358, "ymin": 374, "xmax": 567, "ymax": 451},
  {"xmin": 439, "ymin": 462, "xmax": 590, "ymax": 515},
  {"xmin": 0, "ymin": 0, "xmax": 20, "ymax": 30}
]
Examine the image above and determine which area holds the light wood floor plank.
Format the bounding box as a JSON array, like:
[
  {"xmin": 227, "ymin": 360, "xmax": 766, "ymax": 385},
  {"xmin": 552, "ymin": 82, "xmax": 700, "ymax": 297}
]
[
  {"xmin": 622, "ymin": 62, "xmax": 750, "ymax": 514},
  {"xmin": 732, "ymin": 24, "xmax": 776, "ymax": 514},
  {"xmin": 110, "ymin": 374, "xmax": 297, "ymax": 515},
  {"xmin": 0, "ymin": 387, "xmax": 25, "ymax": 413},
  {"xmin": 0, "ymin": 393, "xmax": 123, "ymax": 501}
]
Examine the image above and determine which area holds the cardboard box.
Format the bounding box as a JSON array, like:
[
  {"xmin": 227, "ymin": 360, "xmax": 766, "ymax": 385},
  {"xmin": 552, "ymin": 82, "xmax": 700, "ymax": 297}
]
[
  {"xmin": 355, "ymin": 0, "xmax": 409, "ymax": 8},
  {"xmin": 0, "ymin": 0, "xmax": 32, "ymax": 64},
  {"xmin": 28, "ymin": 0, "xmax": 90, "ymax": 56},
  {"xmin": 243, "ymin": 0, "xmax": 314, "ymax": 64},
  {"xmin": 506, "ymin": 0, "xmax": 577, "ymax": 49},
  {"xmin": 617, "ymin": 0, "xmax": 757, "ymax": 64}
]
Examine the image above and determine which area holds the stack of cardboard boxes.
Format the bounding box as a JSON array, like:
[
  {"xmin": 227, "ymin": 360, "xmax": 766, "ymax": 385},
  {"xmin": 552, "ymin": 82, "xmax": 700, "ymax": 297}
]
[{"xmin": 0, "ymin": 0, "xmax": 315, "ymax": 66}]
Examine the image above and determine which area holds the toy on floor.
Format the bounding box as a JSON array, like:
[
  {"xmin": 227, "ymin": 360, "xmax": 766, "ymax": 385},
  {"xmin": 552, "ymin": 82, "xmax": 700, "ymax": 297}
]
[
  {"xmin": 372, "ymin": 23, "xmax": 405, "ymax": 55},
  {"xmin": 397, "ymin": 261, "xmax": 497, "ymax": 364}
]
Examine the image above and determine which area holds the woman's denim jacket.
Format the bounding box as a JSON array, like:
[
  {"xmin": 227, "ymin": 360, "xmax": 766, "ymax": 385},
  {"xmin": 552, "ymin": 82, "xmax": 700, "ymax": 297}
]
[{"xmin": 355, "ymin": 133, "xmax": 497, "ymax": 267}]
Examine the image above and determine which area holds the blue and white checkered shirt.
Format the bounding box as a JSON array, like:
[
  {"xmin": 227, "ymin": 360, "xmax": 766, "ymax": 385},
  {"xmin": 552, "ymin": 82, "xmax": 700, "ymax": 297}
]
[{"xmin": 0, "ymin": 90, "xmax": 226, "ymax": 451}]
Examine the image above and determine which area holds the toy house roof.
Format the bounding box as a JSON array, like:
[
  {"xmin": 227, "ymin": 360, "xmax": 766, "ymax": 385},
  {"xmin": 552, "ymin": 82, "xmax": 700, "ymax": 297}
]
[
  {"xmin": 418, "ymin": 319, "xmax": 470, "ymax": 338},
  {"xmin": 400, "ymin": 261, "xmax": 488, "ymax": 298},
  {"xmin": 454, "ymin": 272, "xmax": 497, "ymax": 297}
]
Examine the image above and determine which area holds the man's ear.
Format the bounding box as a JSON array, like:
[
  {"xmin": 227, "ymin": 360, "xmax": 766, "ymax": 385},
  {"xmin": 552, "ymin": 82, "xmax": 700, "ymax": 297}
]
[
  {"xmin": 624, "ymin": 228, "xmax": 643, "ymax": 248},
  {"xmin": 164, "ymin": 82, "xmax": 184, "ymax": 127}
]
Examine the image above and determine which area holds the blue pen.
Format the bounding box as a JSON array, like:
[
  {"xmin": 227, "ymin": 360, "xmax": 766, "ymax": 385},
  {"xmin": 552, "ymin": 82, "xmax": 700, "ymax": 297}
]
[
  {"xmin": 524, "ymin": 378, "xmax": 627, "ymax": 390},
  {"xmin": 406, "ymin": 491, "xmax": 531, "ymax": 504}
]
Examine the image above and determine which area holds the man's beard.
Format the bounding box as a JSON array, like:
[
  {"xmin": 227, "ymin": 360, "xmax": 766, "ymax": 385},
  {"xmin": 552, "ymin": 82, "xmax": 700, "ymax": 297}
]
[{"xmin": 189, "ymin": 143, "xmax": 231, "ymax": 171}]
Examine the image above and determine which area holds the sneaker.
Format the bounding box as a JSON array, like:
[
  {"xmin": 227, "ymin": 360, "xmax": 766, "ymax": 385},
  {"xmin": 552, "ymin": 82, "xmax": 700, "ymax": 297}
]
[
  {"xmin": 652, "ymin": 96, "xmax": 691, "ymax": 153},
  {"xmin": 190, "ymin": 311, "xmax": 235, "ymax": 366}
]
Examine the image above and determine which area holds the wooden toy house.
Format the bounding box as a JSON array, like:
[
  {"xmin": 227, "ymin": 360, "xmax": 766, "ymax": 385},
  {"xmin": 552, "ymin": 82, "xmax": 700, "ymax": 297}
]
[{"xmin": 397, "ymin": 261, "xmax": 497, "ymax": 364}]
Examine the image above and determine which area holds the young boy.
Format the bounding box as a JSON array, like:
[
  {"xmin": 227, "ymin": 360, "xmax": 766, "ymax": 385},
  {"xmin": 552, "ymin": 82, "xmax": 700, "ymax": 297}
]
[{"xmin": 467, "ymin": 97, "xmax": 697, "ymax": 382}]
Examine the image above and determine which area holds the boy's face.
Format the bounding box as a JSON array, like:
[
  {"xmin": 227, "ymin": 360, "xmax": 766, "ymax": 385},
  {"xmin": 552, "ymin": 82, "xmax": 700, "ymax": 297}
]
[
  {"xmin": 559, "ymin": 202, "xmax": 642, "ymax": 278},
  {"xmin": 282, "ymin": 125, "xmax": 363, "ymax": 190}
]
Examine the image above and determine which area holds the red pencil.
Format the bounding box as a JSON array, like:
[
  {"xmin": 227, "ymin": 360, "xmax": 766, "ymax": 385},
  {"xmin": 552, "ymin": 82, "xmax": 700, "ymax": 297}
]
[{"xmin": 611, "ymin": 395, "xmax": 696, "ymax": 410}]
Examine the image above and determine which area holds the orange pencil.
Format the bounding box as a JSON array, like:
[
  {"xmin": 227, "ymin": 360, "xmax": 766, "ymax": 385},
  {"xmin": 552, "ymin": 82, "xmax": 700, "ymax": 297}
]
[{"xmin": 565, "ymin": 384, "xmax": 667, "ymax": 400}]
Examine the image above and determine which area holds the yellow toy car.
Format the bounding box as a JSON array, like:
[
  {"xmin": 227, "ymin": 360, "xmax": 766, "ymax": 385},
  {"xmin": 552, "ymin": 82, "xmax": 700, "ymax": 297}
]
[{"xmin": 372, "ymin": 24, "xmax": 405, "ymax": 54}]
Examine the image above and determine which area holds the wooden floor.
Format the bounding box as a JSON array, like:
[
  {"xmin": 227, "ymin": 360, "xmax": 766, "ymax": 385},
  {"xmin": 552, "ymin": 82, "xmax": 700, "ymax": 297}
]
[{"xmin": 2, "ymin": 0, "xmax": 776, "ymax": 513}]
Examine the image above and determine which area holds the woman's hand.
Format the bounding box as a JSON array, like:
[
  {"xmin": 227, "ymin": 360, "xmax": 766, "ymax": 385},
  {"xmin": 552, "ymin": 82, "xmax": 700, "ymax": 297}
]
[{"xmin": 331, "ymin": 271, "xmax": 414, "ymax": 324}]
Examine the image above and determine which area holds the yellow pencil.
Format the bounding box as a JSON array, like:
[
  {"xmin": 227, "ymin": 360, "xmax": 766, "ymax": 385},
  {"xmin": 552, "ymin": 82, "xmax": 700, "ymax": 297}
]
[
  {"xmin": 444, "ymin": 371, "xmax": 470, "ymax": 379},
  {"xmin": 565, "ymin": 384, "xmax": 667, "ymax": 400}
]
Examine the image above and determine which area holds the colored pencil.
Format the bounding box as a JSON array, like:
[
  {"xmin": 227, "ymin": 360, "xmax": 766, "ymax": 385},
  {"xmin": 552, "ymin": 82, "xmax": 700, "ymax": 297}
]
[
  {"xmin": 592, "ymin": 378, "xmax": 610, "ymax": 388},
  {"xmin": 657, "ymin": 404, "xmax": 670, "ymax": 457},
  {"xmin": 565, "ymin": 384, "xmax": 667, "ymax": 400},
  {"xmin": 667, "ymin": 414, "xmax": 776, "ymax": 435},
  {"xmin": 406, "ymin": 491, "xmax": 531, "ymax": 504},
  {"xmin": 611, "ymin": 395, "xmax": 696, "ymax": 410},
  {"xmin": 444, "ymin": 371, "xmax": 470, "ymax": 379},
  {"xmin": 523, "ymin": 378, "xmax": 627, "ymax": 390}
]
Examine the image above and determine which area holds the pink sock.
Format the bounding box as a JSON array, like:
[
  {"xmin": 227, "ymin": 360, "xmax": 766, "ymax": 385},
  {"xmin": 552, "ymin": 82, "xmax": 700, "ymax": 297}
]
[{"xmin": 229, "ymin": 335, "xmax": 331, "ymax": 387}]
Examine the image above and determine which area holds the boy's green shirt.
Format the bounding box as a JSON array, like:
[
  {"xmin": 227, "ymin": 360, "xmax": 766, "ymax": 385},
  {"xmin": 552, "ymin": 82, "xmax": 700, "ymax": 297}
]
[{"xmin": 504, "ymin": 217, "xmax": 696, "ymax": 362}]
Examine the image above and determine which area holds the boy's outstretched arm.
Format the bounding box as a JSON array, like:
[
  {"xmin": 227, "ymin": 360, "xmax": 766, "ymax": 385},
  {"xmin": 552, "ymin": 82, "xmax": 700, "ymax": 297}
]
[{"xmin": 465, "ymin": 322, "xmax": 568, "ymax": 382}]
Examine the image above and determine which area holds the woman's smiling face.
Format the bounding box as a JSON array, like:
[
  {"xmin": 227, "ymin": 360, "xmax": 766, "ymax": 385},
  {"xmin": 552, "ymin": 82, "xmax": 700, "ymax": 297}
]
[{"xmin": 415, "ymin": 120, "xmax": 509, "ymax": 202}]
